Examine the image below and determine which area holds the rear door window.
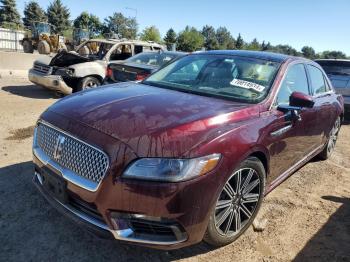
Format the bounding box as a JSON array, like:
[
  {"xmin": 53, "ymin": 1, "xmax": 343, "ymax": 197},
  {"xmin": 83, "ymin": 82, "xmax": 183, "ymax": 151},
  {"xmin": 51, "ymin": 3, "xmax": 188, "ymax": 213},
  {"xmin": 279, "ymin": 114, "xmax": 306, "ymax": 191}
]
[{"xmin": 307, "ymin": 65, "xmax": 327, "ymax": 95}]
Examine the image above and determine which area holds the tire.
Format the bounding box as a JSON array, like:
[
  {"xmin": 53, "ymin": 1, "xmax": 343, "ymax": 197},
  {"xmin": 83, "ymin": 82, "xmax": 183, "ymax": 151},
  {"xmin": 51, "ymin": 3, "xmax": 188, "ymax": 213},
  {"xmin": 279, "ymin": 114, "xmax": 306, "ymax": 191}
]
[
  {"xmin": 204, "ymin": 157, "xmax": 266, "ymax": 247},
  {"xmin": 38, "ymin": 40, "xmax": 50, "ymax": 54},
  {"xmin": 318, "ymin": 116, "xmax": 341, "ymax": 160},
  {"xmin": 75, "ymin": 76, "xmax": 101, "ymax": 92},
  {"xmin": 22, "ymin": 40, "xmax": 33, "ymax": 53}
]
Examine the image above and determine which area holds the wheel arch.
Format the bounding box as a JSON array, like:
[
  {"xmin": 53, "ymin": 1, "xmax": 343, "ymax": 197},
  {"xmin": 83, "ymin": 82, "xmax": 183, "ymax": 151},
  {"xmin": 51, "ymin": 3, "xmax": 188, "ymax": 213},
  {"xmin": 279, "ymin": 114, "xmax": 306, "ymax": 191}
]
[{"xmin": 247, "ymin": 149, "xmax": 269, "ymax": 177}]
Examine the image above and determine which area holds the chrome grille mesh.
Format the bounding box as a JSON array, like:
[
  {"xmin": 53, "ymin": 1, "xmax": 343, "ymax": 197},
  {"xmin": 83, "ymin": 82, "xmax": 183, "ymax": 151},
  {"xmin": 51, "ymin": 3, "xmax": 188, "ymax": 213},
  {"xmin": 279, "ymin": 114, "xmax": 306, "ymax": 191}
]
[
  {"xmin": 33, "ymin": 62, "xmax": 52, "ymax": 74},
  {"xmin": 36, "ymin": 123, "xmax": 109, "ymax": 184}
]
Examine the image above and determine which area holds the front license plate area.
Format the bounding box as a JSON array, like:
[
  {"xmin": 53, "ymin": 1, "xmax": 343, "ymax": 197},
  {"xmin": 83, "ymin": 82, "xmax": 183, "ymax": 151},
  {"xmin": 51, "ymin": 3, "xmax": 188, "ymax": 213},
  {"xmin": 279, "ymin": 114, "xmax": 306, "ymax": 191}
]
[{"xmin": 40, "ymin": 166, "xmax": 68, "ymax": 204}]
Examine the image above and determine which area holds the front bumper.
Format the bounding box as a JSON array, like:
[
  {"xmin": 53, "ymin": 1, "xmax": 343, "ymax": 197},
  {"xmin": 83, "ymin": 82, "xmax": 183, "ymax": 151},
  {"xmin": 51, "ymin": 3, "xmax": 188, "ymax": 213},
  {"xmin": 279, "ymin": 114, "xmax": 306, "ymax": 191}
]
[
  {"xmin": 28, "ymin": 69, "xmax": 72, "ymax": 95},
  {"xmin": 33, "ymin": 172, "xmax": 188, "ymax": 246},
  {"xmin": 32, "ymin": 153, "xmax": 221, "ymax": 249}
]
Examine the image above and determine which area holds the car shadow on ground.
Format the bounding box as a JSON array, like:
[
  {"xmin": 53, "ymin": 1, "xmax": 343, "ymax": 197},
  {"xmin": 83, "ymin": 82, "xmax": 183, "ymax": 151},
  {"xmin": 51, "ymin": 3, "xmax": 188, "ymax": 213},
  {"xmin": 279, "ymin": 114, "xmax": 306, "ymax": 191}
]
[
  {"xmin": 2, "ymin": 84, "xmax": 59, "ymax": 99},
  {"xmin": 0, "ymin": 161, "xmax": 215, "ymax": 261},
  {"xmin": 293, "ymin": 196, "xmax": 350, "ymax": 262}
]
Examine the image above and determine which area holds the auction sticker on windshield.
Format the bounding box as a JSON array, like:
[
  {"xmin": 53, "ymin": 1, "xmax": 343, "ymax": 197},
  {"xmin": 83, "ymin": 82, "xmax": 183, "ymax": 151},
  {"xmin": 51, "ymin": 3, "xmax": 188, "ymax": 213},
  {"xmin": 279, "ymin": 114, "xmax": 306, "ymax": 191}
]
[{"xmin": 230, "ymin": 79, "xmax": 265, "ymax": 93}]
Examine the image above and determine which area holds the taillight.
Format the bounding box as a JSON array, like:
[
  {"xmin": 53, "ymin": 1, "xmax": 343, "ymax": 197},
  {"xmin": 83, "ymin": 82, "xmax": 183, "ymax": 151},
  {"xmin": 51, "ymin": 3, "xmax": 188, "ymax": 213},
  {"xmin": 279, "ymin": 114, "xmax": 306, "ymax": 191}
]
[
  {"xmin": 135, "ymin": 73, "xmax": 150, "ymax": 81},
  {"xmin": 106, "ymin": 67, "xmax": 113, "ymax": 78}
]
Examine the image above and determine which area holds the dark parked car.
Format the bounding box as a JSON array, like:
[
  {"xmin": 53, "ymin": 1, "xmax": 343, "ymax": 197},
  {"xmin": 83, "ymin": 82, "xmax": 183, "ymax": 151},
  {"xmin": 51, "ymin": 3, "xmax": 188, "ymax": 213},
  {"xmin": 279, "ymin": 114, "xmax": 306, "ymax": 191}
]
[
  {"xmin": 104, "ymin": 51, "xmax": 186, "ymax": 83},
  {"xmin": 315, "ymin": 59, "xmax": 350, "ymax": 117},
  {"xmin": 32, "ymin": 50, "xmax": 343, "ymax": 250}
]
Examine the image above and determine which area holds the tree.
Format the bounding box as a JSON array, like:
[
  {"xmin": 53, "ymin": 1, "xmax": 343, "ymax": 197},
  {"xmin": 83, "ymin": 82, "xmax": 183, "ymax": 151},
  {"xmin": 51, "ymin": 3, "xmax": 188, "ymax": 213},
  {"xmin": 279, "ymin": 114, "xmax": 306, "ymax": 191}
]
[
  {"xmin": 176, "ymin": 26, "xmax": 204, "ymax": 52},
  {"xmin": 164, "ymin": 28, "xmax": 177, "ymax": 50},
  {"xmin": 301, "ymin": 46, "xmax": 316, "ymax": 59},
  {"xmin": 47, "ymin": 0, "xmax": 70, "ymax": 34},
  {"xmin": 104, "ymin": 12, "xmax": 138, "ymax": 39},
  {"xmin": 235, "ymin": 33, "xmax": 244, "ymax": 49},
  {"xmin": 0, "ymin": 0, "xmax": 21, "ymax": 28},
  {"xmin": 247, "ymin": 38, "xmax": 260, "ymax": 50},
  {"xmin": 23, "ymin": 1, "xmax": 47, "ymax": 28},
  {"xmin": 74, "ymin": 12, "xmax": 102, "ymax": 37},
  {"xmin": 216, "ymin": 26, "xmax": 235, "ymax": 49},
  {"xmin": 140, "ymin": 25, "xmax": 161, "ymax": 42},
  {"xmin": 201, "ymin": 25, "xmax": 219, "ymax": 50},
  {"xmin": 320, "ymin": 50, "xmax": 347, "ymax": 59},
  {"xmin": 273, "ymin": 44, "xmax": 299, "ymax": 56},
  {"xmin": 261, "ymin": 41, "xmax": 272, "ymax": 51}
]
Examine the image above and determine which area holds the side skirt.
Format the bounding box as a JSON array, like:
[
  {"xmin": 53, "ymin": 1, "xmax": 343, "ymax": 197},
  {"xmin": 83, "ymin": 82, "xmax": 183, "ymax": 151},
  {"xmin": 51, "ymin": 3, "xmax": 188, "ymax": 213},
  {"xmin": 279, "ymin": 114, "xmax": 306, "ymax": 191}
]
[{"xmin": 265, "ymin": 144, "xmax": 325, "ymax": 195}]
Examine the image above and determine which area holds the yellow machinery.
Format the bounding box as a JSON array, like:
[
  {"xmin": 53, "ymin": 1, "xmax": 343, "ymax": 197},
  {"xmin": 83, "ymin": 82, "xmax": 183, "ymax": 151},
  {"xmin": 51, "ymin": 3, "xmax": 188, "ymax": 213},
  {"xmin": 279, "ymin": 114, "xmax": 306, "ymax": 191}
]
[{"xmin": 21, "ymin": 22, "xmax": 67, "ymax": 54}]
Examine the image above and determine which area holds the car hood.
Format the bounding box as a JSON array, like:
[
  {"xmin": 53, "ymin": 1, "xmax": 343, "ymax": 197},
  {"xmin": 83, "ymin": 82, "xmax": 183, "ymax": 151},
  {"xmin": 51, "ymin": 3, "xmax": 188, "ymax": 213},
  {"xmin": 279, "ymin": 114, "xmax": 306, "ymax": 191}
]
[
  {"xmin": 35, "ymin": 55, "xmax": 54, "ymax": 66},
  {"xmin": 49, "ymin": 51, "xmax": 93, "ymax": 67},
  {"xmin": 43, "ymin": 83, "xmax": 259, "ymax": 157}
]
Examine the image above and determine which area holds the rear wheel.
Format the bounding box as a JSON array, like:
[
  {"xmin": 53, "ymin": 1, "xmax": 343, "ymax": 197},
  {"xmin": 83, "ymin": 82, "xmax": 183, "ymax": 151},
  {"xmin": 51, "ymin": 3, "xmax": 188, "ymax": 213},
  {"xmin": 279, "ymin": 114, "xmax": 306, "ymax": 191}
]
[
  {"xmin": 318, "ymin": 116, "xmax": 341, "ymax": 160},
  {"xmin": 204, "ymin": 157, "xmax": 265, "ymax": 247},
  {"xmin": 38, "ymin": 40, "xmax": 50, "ymax": 54},
  {"xmin": 22, "ymin": 40, "xmax": 33, "ymax": 53},
  {"xmin": 75, "ymin": 76, "xmax": 101, "ymax": 92}
]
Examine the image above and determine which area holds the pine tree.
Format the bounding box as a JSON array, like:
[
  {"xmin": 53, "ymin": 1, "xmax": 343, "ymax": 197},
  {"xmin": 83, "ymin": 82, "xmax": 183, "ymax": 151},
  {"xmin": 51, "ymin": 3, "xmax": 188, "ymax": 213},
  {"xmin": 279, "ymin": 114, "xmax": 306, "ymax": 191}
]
[
  {"xmin": 235, "ymin": 33, "xmax": 244, "ymax": 49},
  {"xmin": 164, "ymin": 28, "xmax": 177, "ymax": 50},
  {"xmin": 47, "ymin": 0, "xmax": 70, "ymax": 34},
  {"xmin": 0, "ymin": 0, "xmax": 21, "ymax": 28},
  {"xmin": 23, "ymin": 1, "xmax": 47, "ymax": 28},
  {"xmin": 202, "ymin": 25, "xmax": 219, "ymax": 50}
]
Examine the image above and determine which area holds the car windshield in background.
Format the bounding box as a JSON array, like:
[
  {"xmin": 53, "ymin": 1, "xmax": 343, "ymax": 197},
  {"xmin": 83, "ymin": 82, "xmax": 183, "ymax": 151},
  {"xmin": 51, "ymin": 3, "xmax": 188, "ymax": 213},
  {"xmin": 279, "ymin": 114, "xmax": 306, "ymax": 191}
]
[
  {"xmin": 76, "ymin": 41, "xmax": 114, "ymax": 60},
  {"xmin": 127, "ymin": 52, "xmax": 181, "ymax": 67},
  {"xmin": 317, "ymin": 61, "xmax": 350, "ymax": 76},
  {"xmin": 143, "ymin": 54, "xmax": 280, "ymax": 103}
]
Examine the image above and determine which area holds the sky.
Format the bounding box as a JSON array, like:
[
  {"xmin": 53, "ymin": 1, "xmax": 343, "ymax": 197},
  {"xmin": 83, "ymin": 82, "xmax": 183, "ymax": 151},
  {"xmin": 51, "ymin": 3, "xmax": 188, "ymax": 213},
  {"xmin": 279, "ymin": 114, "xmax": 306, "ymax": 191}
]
[{"xmin": 15, "ymin": 0, "xmax": 350, "ymax": 55}]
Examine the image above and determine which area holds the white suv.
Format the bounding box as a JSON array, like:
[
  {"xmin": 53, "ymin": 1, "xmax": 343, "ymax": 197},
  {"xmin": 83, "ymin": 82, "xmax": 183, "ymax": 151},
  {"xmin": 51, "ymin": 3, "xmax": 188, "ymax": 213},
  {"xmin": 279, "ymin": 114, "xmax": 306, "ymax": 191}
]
[{"xmin": 28, "ymin": 39, "xmax": 164, "ymax": 95}]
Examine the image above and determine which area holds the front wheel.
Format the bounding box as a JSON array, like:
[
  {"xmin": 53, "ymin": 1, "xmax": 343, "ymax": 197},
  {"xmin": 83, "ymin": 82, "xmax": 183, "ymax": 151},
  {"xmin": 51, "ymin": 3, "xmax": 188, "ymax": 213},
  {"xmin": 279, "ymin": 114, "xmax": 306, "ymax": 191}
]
[
  {"xmin": 318, "ymin": 116, "xmax": 341, "ymax": 160},
  {"xmin": 75, "ymin": 76, "xmax": 101, "ymax": 92},
  {"xmin": 204, "ymin": 157, "xmax": 265, "ymax": 247}
]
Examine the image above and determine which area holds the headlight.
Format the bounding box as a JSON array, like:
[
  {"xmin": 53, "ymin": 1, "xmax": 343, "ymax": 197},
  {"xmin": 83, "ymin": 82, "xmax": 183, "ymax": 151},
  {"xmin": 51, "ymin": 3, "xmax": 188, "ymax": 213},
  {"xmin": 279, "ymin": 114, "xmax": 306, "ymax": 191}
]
[{"xmin": 123, "ymin": 154, "xmax": 221, "ymax": 182}]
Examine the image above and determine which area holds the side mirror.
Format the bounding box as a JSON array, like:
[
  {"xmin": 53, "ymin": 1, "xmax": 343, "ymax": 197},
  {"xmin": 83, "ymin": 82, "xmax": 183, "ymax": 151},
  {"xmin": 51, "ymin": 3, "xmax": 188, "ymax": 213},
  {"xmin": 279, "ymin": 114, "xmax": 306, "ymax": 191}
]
[{"xmin": 289, "ymin": 91, "xmax": 314, "ymax": 108}]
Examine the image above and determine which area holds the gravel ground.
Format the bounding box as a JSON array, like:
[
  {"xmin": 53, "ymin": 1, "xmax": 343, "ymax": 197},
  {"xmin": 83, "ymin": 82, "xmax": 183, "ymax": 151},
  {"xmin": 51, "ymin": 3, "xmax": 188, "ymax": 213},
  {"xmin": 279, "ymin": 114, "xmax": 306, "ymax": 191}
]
[{"xmin": 0, "ymin": 79, "xmax": 349, "ymax": 262}]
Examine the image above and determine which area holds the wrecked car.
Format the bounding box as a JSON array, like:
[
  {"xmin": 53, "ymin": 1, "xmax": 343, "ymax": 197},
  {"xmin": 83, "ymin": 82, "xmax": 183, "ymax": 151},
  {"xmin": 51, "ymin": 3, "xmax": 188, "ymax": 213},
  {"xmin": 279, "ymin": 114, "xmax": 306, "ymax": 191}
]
[{"xmin": 28, "ymin": 39, "xmax": 164, "ymax": 95}]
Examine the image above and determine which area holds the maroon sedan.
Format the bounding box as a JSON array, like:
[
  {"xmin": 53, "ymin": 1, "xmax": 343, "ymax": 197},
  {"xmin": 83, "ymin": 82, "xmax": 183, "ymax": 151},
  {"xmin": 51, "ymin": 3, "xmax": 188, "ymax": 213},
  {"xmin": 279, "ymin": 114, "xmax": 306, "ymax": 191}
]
[{"xmin": 32, "ymin": 50, "xmax": 343, "ymax": 249}]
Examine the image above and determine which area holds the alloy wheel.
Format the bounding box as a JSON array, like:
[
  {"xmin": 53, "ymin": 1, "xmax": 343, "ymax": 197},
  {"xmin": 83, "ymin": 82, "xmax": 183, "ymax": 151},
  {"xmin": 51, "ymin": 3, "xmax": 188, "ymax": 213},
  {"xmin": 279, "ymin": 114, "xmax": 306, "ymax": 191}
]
[
  {"xmin": 214, "ymin": 168, "xmax": 261, "ymax": 237},
  {"xmin": 327, "ymin": 117, "xmax": 340, "ymax": 154}
]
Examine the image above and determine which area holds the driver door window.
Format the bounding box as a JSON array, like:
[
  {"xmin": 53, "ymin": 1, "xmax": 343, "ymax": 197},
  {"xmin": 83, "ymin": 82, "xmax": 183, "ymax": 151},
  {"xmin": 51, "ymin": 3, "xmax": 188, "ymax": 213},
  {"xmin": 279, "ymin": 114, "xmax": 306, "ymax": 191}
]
[{"xmin": 276, "ymin": 64, "xmax": 310, "ymax": 105}]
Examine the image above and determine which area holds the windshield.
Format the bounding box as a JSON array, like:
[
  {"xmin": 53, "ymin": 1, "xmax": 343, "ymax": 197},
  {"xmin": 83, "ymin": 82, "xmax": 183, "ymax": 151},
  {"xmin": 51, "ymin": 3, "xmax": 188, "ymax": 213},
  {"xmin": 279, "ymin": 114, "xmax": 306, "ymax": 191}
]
[
  {"xmin": 127, "ymin": 52, "xmax": 182, "ymax": 67},
  {"xmin": 143, "ymin": 54, "xmax": 281, "ymax": 103},
  {"xmin": 316, "ymin": 61, "xmax": 350, "ymax": 76}
]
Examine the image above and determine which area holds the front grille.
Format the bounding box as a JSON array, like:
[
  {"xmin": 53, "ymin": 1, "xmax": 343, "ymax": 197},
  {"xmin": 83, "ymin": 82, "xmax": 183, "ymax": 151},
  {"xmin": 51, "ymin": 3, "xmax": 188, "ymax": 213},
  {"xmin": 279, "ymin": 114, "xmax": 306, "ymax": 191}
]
[
  {"xmin": 33, "ymin": 62, "xmax": 52, "ymax": 74},
  {"xmin": 35, "ymin": 123, "xmax": 109, "ymax": 184}
]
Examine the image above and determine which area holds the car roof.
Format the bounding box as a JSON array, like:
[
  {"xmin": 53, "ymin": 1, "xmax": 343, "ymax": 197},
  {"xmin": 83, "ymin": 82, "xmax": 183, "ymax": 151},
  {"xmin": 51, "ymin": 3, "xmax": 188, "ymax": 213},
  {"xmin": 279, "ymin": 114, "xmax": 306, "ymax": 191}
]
[
  {"xmin": 315, "ymin": 59, "xmax": 350, "ymax": 63},
  {"xmin": 83, "ymin": 38, "xmax": 163, "ymax": 47},
  {"xmin": 191, "ymin": 50, "xmax": 294, "ymax": 63},
  {"xmin": 136, "ymin": 51, "xmax": 187, "ymax": 56}
]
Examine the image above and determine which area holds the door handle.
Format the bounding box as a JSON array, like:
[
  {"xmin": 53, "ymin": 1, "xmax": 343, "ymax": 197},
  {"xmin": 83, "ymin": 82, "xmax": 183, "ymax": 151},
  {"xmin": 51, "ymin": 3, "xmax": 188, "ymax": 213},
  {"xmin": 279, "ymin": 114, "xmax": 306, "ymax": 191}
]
[{"xmin": 270, "ymin": 124, "xmax": 293, "ymax": 137}]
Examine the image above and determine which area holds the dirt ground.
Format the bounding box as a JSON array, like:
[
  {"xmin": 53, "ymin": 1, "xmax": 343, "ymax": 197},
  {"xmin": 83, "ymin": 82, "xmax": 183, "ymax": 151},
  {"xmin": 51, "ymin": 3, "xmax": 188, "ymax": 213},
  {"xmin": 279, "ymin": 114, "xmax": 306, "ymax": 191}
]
[{"xmin": 0, "ymin": 78, "xmax": 349, "ymax": 262}]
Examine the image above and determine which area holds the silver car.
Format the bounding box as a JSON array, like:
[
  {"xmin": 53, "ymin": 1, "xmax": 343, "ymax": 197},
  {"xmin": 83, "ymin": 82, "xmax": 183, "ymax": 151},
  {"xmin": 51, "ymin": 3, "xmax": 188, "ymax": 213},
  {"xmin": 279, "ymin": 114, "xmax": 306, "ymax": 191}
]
[{"xmin": 315, "ymin": 59, "xmax": 350, "ymax": 118}]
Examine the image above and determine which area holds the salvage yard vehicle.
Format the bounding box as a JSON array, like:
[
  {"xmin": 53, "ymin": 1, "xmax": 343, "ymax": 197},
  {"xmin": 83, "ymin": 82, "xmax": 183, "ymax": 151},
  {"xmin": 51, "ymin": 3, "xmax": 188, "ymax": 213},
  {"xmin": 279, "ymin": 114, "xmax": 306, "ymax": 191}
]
[
  {"xmin": 32, "ymin": 50, "xmax": 344, "ymax": 249},
  {"xmin": 65, "ymin": 28, "xmax": 90, "ymax": 51},
  {"xmin": 315, "ymin": 59, "xmax": 350, "ymax": 118},
  {"xmin": 21, "ymin": 22, "xmax": 67, "ymax": 54},
  {"xmin": 104, "ymin": 51, "xmax": 186, "ymax": 83},
  {"xmin": 28, "ymin": 39, "xmax": 164, "ymax": 95}
]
